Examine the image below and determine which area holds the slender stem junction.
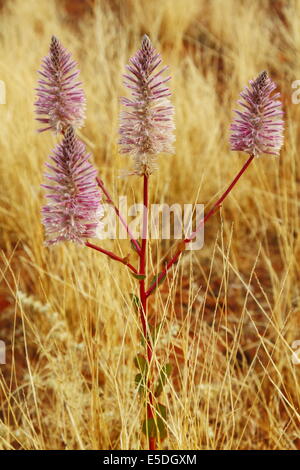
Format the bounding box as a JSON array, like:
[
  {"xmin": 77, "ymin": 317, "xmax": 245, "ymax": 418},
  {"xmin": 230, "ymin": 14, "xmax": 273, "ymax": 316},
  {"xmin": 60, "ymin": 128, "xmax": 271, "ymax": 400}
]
[
  {"xmin": 146, "ymin": 154, "xmax": 255, "ymax": 297},
  {"xmin": 96, "ymin": 177, "xmax": 141, "ymax": 255}
]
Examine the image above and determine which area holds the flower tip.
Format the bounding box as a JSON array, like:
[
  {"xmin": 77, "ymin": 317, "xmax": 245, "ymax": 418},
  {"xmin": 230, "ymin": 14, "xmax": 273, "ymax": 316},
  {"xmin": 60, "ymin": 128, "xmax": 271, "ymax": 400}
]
[
  {"xmin": 230, "ymin": 71, "xmax": 284, "ymax": 157},
  {"xmin": 142, "ymin": 34, "xmax": 152, "ymax": 49},
  {"xmin": 50, "ymin": 35, "xmax": 60, "ymax": 52},
  {"xmin": 119, "ymin": 35, "xmax": 175, "ymax": 175},
  {"xmin": 65, "ymin": 125, "xmax": 75, "ymax": 139},
  {"xmin": 256, "ymin": 70, "xmax": 268, "ymax": 87},
  {"xmin": 35, "ymin": 36, "xmax": 86, "ymax": 133}
]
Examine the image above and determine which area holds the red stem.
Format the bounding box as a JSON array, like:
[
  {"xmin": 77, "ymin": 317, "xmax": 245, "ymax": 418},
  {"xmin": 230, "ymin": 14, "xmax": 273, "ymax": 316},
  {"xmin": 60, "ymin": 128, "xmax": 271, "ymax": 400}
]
[
  {"xmin": 146, "ymin": 154, "xmax": 255, "ymax": 297},
  {"xmin": 85, "ymin": 241, "xmax": 138, "ymax": 274},
  {"xmin": 139, "ymin": 174, "xmax": 156, "ymax": 451},
  {"xmin": 96, "ymin": 177, "xmax": 141, "ymax": 255}
]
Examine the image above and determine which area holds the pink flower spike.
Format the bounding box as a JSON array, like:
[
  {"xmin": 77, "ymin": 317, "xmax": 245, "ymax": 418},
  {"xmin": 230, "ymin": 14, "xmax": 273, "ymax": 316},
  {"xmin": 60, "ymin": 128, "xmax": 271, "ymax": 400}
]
[
  {"xmin": 42, "ymin": 126, "xmax": 103, "ymax": 245},
  {"xmin": 35, "ymin": 36, "xmax": 86, "ymax": 133},
  {"xmin": 230, "ymin": 71, "xmax": 284, "ymax": 157},
  {"xmin": 119, "ymin": 35, "xmax": 175, "ymax": 176}
]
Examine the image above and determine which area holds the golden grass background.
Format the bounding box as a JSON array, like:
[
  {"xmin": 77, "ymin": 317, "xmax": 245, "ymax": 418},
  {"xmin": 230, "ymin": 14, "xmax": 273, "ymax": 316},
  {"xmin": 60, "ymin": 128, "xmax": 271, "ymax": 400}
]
[{"xmin": 0, "ymin": 0, "xmax": 300, "ymax": 450}]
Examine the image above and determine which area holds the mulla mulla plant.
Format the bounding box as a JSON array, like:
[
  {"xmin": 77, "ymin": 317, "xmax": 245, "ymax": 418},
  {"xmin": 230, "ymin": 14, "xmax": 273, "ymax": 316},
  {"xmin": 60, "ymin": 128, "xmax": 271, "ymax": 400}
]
[{"xmin": 35, "ymin": 35, "xmax": 284, "ymax": 450}]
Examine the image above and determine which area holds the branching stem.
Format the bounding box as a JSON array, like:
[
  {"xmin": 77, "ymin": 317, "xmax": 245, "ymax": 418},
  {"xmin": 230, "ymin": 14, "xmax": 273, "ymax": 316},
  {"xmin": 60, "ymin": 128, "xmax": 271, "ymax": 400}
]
[{"xmin": 145, "ymin": 154, "xmax": 255, "ymax": 297}]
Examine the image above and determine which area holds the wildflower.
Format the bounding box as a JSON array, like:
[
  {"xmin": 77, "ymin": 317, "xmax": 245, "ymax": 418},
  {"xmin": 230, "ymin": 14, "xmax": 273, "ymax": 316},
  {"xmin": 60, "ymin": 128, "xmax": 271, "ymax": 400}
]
[
  {"xmin": 119, "ymin": 35, "xmax": 175, "ymax": 176},
  {"xmin": 35, "ymin": 36, "xmax": 86, "ymax": 133},
  {"xmin": 230, "ymin": 71, "xmax": 284, "ymax": 157},
  {"xmin": 41, "ymin": 126, "xmax": 103, "ymax": 245}
]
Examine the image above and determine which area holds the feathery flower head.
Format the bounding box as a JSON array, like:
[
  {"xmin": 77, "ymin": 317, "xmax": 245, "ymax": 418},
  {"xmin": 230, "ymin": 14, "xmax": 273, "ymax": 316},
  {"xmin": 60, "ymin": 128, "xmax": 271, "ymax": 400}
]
[
  {"xmin": 41, "ymin": 126, "xmax": 103, "ymax": 245},
  {"xmin": 119, "ymin": 35, "xmax": 175, "ymax": 176},
  {"xmin": 35, "ymin": 36, "xmax": 86, "ymax": 133},
  {"xmin": 230, "ymin": 71, "xmax": 284, "ymax": 157}
]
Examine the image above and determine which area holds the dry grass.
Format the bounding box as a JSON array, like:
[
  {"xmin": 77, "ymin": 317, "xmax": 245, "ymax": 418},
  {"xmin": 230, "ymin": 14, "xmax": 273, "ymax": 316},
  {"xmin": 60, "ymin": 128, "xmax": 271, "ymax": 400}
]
[{"xmin": 0, "ymin": 0, "xmax": 300, "ymax": 450}]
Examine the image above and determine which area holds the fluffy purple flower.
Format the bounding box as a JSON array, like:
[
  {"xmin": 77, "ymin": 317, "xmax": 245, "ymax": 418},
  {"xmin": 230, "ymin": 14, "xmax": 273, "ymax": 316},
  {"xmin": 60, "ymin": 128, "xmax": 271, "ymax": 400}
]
[
  {"xmin": 119, "ymin": 35, "xmax": 175, "ymax": 176},
  {"xmin": 41, "ymin": 126, "xmax": 103, "ymax": 245},
  {"xmin": 230, "ymin": 71, "xmax": 284, "ymax": 157},
  {"xmin": 35, "ymin": 36, "xmax": 86, "ymax": 133}
]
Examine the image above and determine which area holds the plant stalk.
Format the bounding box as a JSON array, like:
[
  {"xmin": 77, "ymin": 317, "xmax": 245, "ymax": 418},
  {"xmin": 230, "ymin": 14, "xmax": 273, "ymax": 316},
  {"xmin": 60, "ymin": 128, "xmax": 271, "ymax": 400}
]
[
  {"xmin": 139, "ymin": 174, "xmax": 156, "ymax": 451},
  {"xmin": 85, "ymin": 241, "xmax": 138, "ymax": 274}
]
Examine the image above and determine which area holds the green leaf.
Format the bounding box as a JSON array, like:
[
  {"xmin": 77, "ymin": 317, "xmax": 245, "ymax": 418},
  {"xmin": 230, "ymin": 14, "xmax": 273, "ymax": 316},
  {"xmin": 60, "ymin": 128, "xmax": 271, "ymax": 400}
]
[
  {"xmin": 157, "ymin": 402, "xmax": 167, "ymax": 420},
  {"xmin": 135, "ymin": 373, "xmax": 142, "ymax": 386},
  {"xmin": 163, "ymin": 363, "xmax": 172, "ymax": 378},
  {"xmin": 134, "ymin": 373, "xmax": 146, "ymax": 395},
  {"xmin": 130, "ymin": 240, "xmax": 141, "ymax": 253},
  {"xmin": 134, "ymin": 354, "xmax": 148, "ymax": 375},
  {"xmin": 130, "ymin": 272, "xmax": 146, "ymax": 281},
  {"xmin": 142, "ymin": 417, "xmax": 157, "ymax": 438},
  {"xmin": 156, "ymin": 403, "xmax": 167, "ymax": 439},
  {"xmin": 129, "ymin": 293, "xmax": 141, "ymax": 311},
  {"xmin": 142, "ymin": 405, "xmax": 168, "ymax": 440},
  {"xmin": 140, "ymin": 334, "xmax": 146, "ymax": 348},
  {"xmin": 155, "ymin": 363, "xmax": 172, "ymax": 397},
  {"xmin": 149, "ymin": 272, "xmax": 166, "ymax": 292}
]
